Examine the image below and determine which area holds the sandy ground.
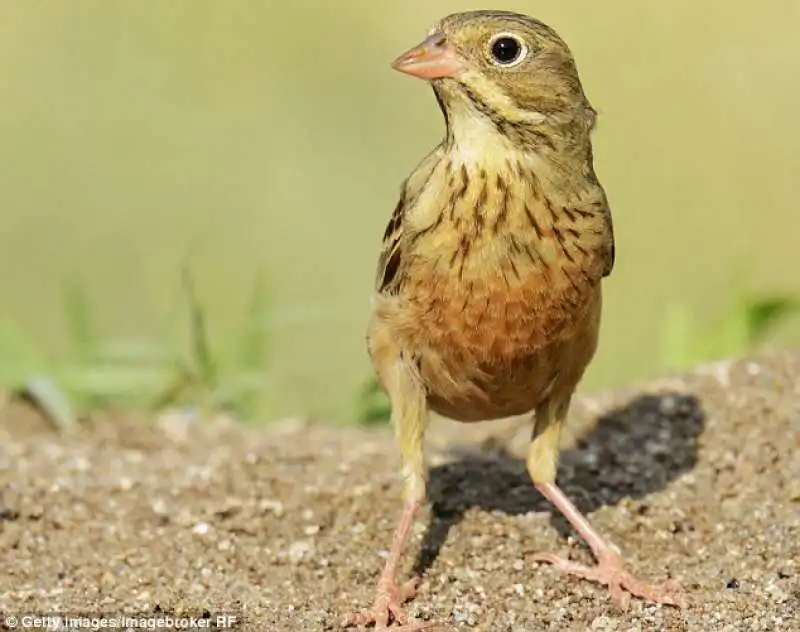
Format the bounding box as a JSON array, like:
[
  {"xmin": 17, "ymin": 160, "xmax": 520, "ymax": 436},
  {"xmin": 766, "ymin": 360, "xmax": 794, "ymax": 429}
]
[{"xmin": 0, "ymin": 352, "xmax": 798, "ymax": 632}]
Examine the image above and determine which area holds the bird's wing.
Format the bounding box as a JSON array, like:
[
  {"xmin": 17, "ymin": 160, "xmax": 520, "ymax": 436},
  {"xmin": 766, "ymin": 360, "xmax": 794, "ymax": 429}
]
[
  {"xmin": 602, "ymin": 210, "xmax": 615, "ymax": 278},
  {"xmin": 375, "ymin": 146, "xmax": 445, "ymax": 295},
  {"xmin": 568, "ymin": 186, "xmax": 615, "ymax": 280},
  {"xmin": 375, "ymin": 197, "xmax": 406, "ymax": 295}
]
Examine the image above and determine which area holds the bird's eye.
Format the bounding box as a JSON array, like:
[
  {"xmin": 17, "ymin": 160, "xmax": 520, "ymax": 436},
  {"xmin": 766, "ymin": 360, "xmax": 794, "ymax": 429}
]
[{"xmin": 489, "ymin": 34, "xmax": 526, "ymax": 66}]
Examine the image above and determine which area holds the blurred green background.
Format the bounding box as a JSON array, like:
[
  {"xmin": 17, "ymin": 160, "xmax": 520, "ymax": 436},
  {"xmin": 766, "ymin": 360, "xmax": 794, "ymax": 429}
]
[{"xmin": 1, "ymin": 1, "xmax": 798, "ymax": 423}]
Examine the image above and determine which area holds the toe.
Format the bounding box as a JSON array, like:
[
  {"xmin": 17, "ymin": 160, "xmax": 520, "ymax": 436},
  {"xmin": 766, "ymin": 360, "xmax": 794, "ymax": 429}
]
[
  {"xmin": 531, "ymin": 550, "xmax": 685, "ymax": 609},
  {"xmin": 375, "ymin": 603, "xmax": 390, "ymax": 628},
  {"xmin": 636, "ymin": 578, "xmax": 686, "ymax": 607},
  {"xmin": 390, "ymin": 604, "xmax": 409, "ymax": 625},
  {"xmin": 534, "ymin": 553, "xmax": 604, "ymax": 583}
]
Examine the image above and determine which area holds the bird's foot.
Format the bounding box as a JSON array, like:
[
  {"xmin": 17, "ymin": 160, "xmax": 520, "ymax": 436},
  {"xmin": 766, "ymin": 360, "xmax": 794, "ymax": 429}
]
[
  {"xmin": 341, "ymin": 577, "xmax": 431, "ymax": 630},
  {"xmin": 533, "ymin": 549, "xmax": 685, "ymax": 610}
]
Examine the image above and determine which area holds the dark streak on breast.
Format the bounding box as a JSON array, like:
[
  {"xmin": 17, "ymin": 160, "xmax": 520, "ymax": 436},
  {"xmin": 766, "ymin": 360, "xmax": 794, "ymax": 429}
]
[
  {"xmin": 554, "ymin": 228, "xmax": 575, "ymax": 264},
  {"xmin": 448, "ymin": 165, "xmax": 470, "ymax": 220},
  {"xmin": 460, "ymin": 280, "xmax": 476, "ymax": 312},
  {"xmin": 523, "ymin": 204, "xmax": 544, "ymax": 239},
  {"xmin": 510, "ymin": 159, "xmax": 524, "ymax": 180},
  {"xmin": 562, "ymin": 267, "xmax": 580, "ymax": 294},
  {"xmin": 526, "ymin": 169, "xmax": 541, "ymax": 199},
  {"xmin": 524, "ymin": 243, "xmax": 545, "ymax": 268},
  {"xmin": 449, "ymin": 233, "xmax": 472, "ymax": 282},
  {"xmin": 507, "ymin": 253, "xmax": 521, "ymax": 280},
  {"xmin": 475, "ymin": 172, "xmax": 488, "ymax": 234},
  {"xmin": 544, "ymin": 197, "xmax": 558, "ymax": 224},
  {"xmin": 493, "ymin": 174, "xmax": 509, "ymax": 233},
  {"xmin": 509, "ymin": 234, "xmax": 544, "ymax": 270}
]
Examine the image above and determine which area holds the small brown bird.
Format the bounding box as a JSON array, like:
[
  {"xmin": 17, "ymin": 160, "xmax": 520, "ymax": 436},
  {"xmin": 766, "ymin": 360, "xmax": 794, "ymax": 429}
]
[{"xmin": 343, "ymin": 10, "xmax": 681, "ymax": 630}]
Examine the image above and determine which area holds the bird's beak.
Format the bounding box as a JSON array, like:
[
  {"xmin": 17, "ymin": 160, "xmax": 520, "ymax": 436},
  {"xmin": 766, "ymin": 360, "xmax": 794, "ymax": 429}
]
[{"xmin": 391, "ymin": 32, "xmax": 467, "ymax": 80}]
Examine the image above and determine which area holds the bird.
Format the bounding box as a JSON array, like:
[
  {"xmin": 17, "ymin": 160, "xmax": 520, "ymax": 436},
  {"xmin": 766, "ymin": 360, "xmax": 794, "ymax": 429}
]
[{"xmin": 342, "ymin": 10, "xmax": 682, "ymax": 630}]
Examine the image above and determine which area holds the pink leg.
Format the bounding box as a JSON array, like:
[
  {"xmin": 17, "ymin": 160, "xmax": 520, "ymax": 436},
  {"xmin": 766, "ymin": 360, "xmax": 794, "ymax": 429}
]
[
  {"xmin": 533, "ymin": 482, "xmax": 685, "ymax": 610},
  {"xmin": 341, "ymin": 500, "xmax": 435, "ymax": 630}
]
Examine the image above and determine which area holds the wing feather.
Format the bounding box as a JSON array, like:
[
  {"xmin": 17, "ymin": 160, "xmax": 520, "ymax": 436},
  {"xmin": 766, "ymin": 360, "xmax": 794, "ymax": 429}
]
[{"xmin": 375, "ymin": 146, "xmax": 445, "ymax": 296}]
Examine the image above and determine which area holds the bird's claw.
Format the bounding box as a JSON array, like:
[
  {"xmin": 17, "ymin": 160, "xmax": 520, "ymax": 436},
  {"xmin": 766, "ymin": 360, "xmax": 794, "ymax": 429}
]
[
  {"xmin": 533, "ymin": 551, "xmax": 686, "ymax": 610},
  {"xmin": 341, "ymin": 578, "xmax": 431, "ymax": 630}
]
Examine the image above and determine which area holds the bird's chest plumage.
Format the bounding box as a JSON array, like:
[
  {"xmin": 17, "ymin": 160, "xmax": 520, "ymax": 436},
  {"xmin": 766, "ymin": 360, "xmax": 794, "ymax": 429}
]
[
  {"xmin": 395, "ymin": 158, "xmax": 603, "ymax": 420},
  {"xmin": 406, "ymin": 226, "xmax": 595, "ymax": 370}
]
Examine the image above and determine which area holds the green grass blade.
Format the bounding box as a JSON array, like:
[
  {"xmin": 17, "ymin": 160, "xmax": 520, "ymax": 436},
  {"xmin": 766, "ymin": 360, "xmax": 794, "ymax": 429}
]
[
  {"xmin": 181, "ymin": 268, "xmax": 217, "ymax": 385},
  {"xmin": 355, "ymin": 376, "xmax": 390, "ymax": 426},
  {"xmin": 23, "ymin": 375, "xmax": 78, "ymax": 434},
  {"xmin": 744, "ymin": 295, "xmax": 800, "ymax": 343},
  {"xmin": 63, "ymin": 279, "xmax": 96, "ymax": 361}
]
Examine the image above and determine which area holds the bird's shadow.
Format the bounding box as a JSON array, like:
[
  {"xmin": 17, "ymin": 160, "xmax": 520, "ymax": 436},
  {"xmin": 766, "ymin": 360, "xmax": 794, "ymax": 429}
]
[{"xmin": 413, "ymin": 392, "xmax": 706, "ymax": 576}]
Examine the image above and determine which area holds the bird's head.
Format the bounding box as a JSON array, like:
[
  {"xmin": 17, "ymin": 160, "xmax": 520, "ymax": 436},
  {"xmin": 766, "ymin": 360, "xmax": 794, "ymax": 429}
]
[{"xmin": 392, "ymin": 11, "xmax": 596, "ymax": 150}]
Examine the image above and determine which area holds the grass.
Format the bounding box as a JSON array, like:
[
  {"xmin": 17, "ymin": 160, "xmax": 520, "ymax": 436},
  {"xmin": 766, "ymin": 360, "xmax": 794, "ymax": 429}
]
[
  {"xmin": 659, "ymin": 293, "xmax": 800, "ymax": 371},
  {"xmin": 0, "ymin": 269, "xmax": 274, "ymax": 431}
]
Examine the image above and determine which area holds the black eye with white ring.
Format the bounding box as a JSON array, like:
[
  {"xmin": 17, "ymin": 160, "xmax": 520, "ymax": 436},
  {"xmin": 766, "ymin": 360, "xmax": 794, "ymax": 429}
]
[
  {"xmin": 491, "ymin": 37, "xmax": 519, "ymax": 63},
  {"xmin": 489, "ymin": 34, "xmax": 527, "ymax": 66}
]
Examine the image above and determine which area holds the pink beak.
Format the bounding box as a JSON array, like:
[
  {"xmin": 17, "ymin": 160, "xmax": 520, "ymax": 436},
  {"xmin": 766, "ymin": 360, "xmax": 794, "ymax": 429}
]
[{"xmin": 391, "ymin": 32, "xmax": 468, "ymax": 80}]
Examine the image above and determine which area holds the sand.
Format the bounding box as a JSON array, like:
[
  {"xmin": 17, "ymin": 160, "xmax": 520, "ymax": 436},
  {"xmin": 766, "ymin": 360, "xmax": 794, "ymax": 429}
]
[{"xmin": 0, "ymin": 351, "xmax": 798, "ymax": 631}]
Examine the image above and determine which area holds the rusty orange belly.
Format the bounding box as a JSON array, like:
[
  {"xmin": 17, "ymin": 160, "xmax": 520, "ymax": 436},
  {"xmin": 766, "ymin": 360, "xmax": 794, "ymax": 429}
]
[{"xmin": 406, "ymin": 273, "xmax": 602, "ymax": 422}]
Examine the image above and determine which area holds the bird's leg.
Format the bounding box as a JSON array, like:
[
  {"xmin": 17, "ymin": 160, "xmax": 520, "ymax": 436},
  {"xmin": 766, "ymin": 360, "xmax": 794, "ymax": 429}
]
[
  {"xmin": 532, "ymin": 481, "xmax": 683, "ymax": 609},
  {"xmin": 341, "ymin": 354, "xmax": 433, "ymax": 630},
  {"xmin": 340, "ymin": 499, "xmax": 423, "ymax": 630},
  {"xmin": 527, "ymin": 396, "xmax": 684, "ymax": 610}
]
